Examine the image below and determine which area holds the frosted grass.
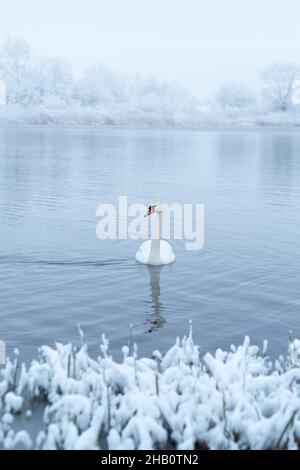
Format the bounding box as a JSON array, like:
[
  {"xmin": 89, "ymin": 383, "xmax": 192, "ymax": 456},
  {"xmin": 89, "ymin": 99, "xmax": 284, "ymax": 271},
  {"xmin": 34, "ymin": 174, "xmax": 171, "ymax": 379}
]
[{"xmin": 0, "ymin": 105, "xmax": 300, "ymax": 127}]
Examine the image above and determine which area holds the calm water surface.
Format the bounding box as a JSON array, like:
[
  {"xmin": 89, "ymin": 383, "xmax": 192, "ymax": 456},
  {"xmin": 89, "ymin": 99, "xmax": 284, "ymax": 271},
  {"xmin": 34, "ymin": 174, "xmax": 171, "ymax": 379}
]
[{"xmin": 0, "ymin": 126, "xmax": 300, "ymax": 361}]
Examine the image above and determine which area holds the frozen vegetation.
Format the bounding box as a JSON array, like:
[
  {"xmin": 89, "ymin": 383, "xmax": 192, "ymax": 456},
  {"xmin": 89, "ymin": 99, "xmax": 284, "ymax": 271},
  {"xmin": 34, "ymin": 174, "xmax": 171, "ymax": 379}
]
[
  {"xmin": 1, "ymin": 104, "xmax": 300, "ymax": 128},
  {"xmin": 2, "ymin": 324, "xmax": 300, "ymax": 450},
  {"xmin": 0, "ymin": 37, "xmax": 300, "ymax": 127}
]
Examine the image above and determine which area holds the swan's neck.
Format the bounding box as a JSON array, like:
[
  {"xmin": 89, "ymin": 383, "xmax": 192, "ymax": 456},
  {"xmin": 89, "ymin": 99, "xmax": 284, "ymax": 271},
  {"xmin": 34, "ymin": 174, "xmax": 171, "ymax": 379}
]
[{"xmin": 149, "ymin": 213, "xmax": 162, "ymax": 263}]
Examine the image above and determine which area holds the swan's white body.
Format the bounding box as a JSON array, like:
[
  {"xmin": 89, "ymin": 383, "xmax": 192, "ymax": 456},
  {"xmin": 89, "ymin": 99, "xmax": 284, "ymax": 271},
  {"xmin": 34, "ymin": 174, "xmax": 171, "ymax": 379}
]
[
  {"xmin": 136, "ymin": 239, "xmax": 175, "ymax": 265},
  {"xmin": 135, "ymin": 207, "xmax": 176, "ymax": 266}
]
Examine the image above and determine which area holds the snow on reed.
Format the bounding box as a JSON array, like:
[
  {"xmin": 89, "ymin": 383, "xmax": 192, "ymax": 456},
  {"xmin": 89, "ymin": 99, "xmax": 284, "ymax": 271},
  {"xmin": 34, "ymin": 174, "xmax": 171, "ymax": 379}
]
[{"xmin": 1, "ymin": 324, "xmax": 300, "ymax": 450}]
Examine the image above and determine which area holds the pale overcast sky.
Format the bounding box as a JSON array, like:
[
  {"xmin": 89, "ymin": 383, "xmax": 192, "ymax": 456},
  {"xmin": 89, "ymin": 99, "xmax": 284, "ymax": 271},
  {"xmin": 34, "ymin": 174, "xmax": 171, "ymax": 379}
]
[{"xmin": 0, "ymin": 0, "xmax": 298, "ymax": 97}]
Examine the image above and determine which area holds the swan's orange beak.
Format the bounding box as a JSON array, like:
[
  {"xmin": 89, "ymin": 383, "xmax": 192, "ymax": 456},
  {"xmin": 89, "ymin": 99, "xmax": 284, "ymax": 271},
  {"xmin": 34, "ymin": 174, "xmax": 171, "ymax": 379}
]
[{"xmin": 144, "ymin": 206, "xmax": 153, "ymax": 217}]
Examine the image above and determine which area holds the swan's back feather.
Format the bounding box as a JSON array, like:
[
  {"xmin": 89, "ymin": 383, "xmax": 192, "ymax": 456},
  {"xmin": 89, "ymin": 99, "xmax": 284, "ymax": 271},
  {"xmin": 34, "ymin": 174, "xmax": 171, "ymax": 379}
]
[{"xmin": 136, "ymin": 240, "xmax": 175, "ymax": 265}]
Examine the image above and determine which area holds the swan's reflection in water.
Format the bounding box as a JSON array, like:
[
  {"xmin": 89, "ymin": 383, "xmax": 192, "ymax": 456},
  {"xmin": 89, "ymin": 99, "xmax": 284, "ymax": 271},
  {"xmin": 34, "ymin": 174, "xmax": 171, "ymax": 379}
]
[{"xmin": 144, "ymin": 265, "xmax": 166, "ymax": 333}]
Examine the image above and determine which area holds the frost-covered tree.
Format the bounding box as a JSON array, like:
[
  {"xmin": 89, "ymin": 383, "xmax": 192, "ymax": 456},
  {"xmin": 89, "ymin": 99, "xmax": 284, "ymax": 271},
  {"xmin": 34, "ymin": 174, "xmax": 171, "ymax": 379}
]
[
  {"xmin": 74, "ymin": 65, "xmax": 124, "ymax": 106},
  {"xmin": 25, "ymin": 57, "xmax": 73, "ymax": 105},
  {"xmin": 0, "ymin": 36, "xmax": 197, "ymax": 118},
  {"xmin": 260, "ymin": 62, "xmax": 299, "ymax": 111},
  {"xmin": 216, "ymin": 82, "xmax": 255, "ymax": 110},
  {"xmin": 0, "ymin": 80, "xmax": 6, "ymax": 105},
  {"xmin": 0, "ymin": 37, "xmax": 73, "ymax": 105},
  {"xmin": 74, "ymin": 66, "xmax": 195, "ymax": 115},
  {"xmin": 0, "ymin": 36, "xmax": 31, "ymax": 84},
  {"xmin": 124, "ymin": 74, "xmax": 195, "ymax": 114},
  {"xmin": 0, "ymin": 36, "xmax": 32, "ymax": 103}
]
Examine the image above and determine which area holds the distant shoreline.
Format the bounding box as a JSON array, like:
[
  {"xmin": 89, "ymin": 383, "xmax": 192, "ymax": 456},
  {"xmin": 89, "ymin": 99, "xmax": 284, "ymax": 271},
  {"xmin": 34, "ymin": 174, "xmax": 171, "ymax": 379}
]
[{"xmin": 0, "ymin": 105, "xmax": 300, "ymax": 129}]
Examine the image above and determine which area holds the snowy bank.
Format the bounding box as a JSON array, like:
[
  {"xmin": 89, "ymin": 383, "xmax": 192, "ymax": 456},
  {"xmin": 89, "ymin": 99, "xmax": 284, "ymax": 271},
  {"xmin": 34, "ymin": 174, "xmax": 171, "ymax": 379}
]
[
  {"xmin": 1, "ymin": 326, "xmax": 300, "ymax": 450},
  {"xmin": 0, "ymin": 105, "xmax": 300, "ymax": 128}
]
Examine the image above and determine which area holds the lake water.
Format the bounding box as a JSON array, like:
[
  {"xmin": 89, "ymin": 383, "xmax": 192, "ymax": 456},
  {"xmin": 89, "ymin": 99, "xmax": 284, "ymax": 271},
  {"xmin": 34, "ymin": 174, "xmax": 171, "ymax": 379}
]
[{"xmin": 0, "ymin": 126, "xmax": 300, "ymax": 362}]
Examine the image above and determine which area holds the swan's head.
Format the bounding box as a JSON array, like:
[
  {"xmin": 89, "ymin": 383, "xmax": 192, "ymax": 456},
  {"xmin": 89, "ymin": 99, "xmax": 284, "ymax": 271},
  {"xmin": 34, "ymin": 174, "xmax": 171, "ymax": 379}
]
[{"xmin": 145, "ymin": 202, "xmax": 163, "ymax": 217}]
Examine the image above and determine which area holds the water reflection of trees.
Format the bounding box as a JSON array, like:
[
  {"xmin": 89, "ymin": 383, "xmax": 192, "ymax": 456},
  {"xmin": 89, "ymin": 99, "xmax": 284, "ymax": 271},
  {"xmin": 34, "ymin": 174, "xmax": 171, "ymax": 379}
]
[
  {"xmin": 258, "ymin": 134, "xmax": 298, "ymax": 202},
  {"xmin": 215, "ymin": 132, "xmax": 300, "ymax": 206}
]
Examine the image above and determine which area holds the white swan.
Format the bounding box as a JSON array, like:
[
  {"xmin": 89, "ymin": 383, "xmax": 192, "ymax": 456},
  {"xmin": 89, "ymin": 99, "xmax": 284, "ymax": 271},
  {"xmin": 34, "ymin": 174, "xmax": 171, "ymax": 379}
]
[{"xmin": 135, "ymin": 203, "xmax": 176, "ymax": 266}]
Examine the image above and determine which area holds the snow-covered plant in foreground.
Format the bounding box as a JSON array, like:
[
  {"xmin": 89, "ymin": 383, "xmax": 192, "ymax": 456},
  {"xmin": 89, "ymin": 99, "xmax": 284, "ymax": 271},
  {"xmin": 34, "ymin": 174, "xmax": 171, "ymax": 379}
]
[{"xmin": 1, "ymin": 326, "xmax": 300, "ymax": 450}]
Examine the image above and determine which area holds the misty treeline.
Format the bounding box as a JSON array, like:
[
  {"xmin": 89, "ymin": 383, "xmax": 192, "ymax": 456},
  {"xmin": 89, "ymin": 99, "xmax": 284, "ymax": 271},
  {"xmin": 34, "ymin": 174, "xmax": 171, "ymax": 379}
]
[
  {"xmin": 0, "ymin": 36, "xmax": 195, "ymax": 114},
  {"xmin": 0, "ymin": 36, "xmax": 299, "ymax": 122}
]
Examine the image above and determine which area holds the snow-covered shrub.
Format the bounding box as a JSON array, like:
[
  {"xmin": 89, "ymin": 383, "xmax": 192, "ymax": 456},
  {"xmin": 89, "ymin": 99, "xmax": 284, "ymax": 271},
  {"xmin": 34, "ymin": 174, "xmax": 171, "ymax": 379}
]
[{"xmin": 1, "ymin": 327, "xmax": 300, "ymax": 449}]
